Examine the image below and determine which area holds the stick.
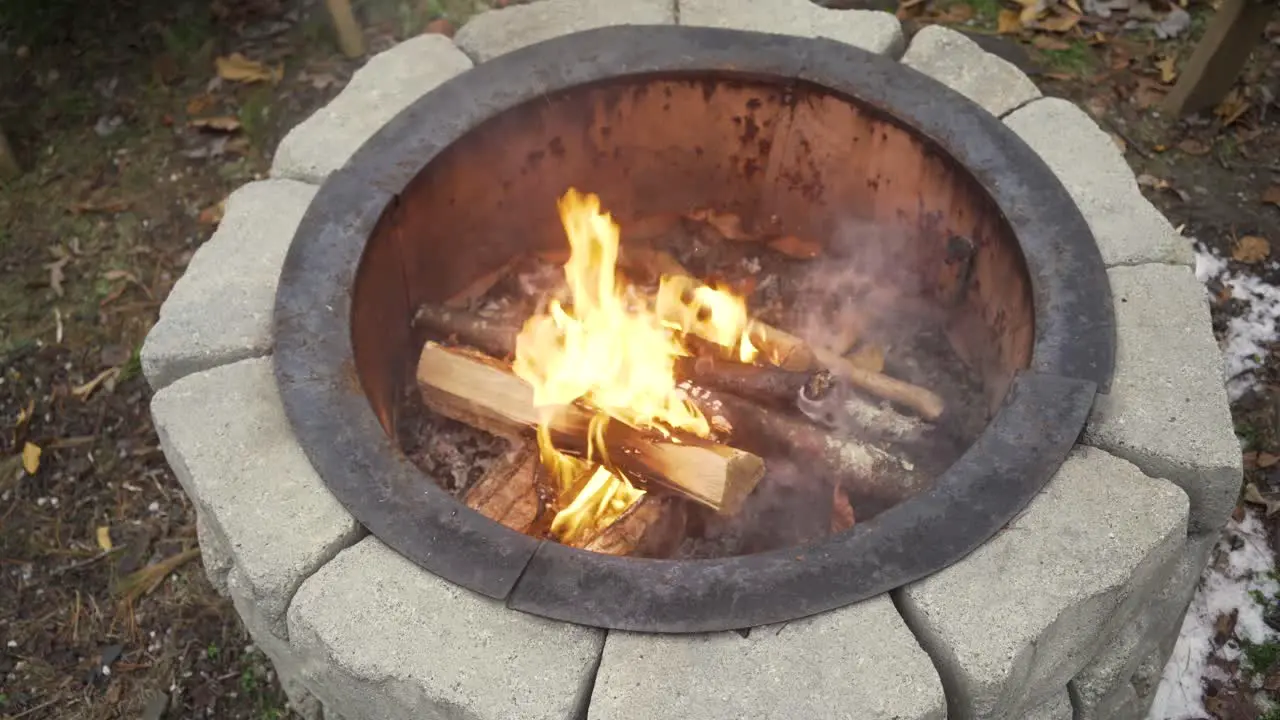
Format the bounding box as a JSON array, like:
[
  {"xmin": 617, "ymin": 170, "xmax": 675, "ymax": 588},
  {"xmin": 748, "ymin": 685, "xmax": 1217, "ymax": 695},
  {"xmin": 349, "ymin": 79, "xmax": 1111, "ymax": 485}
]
[
  {"xmin": 675, "ymin": 354, "xmax": 835, "ymax": 406},
  {"xmin": 413, "ymin": 304, "xmax": 520, "ymax": 359},
  {"xmin": 324, "ymin": 0, "xmax": 365, "ymax": 58},
  {"xmin": 416, "ymin": 343, "xmax": 765, "ymax": 514}
]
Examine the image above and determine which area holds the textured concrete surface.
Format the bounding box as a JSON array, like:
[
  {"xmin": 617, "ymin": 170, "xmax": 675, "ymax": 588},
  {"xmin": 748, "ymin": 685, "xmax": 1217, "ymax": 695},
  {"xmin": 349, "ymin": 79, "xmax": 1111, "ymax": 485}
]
[
  {"xmin": 229, "ymin": 567, "xmax": 324, "ymax": 720},
  {"xmin": 287, "ymin": 537, "xmax": 605, "ymax": 720},
  {"xmin": 195, "ymin": 512, "xmax": 233, "ymax": 597},
  {"xmin": 271, "ymin": 35, "xmax": 472, "ymax": 183},
  {"xmin": 1084, "ymin": 264, "xmax": 1241, "ymax": 535},
  {"xmin": 589, "ymin": 595, "xmax": 944, "ymax": 720},
  {"xmin": 455, "ymin": 0, "xmax": 674, "ymax": 63},
  {"xmin": 151, "ymin": 357, "xmax": 362, "ymax": 639},
  {"xmin": 1024, "ymin": 690, "xmax": 1072, "ymax": 720},
  {"xmin": 896, "ymin": 447, "xmax": 1189, "ymax": 720},
  {"xmin": 901, "ymin": 25, "xmax": 1039, "ymax": 117},
  {"xmin": 680, "ymin": 0, "xmax": 904, "ymax": 56},
  {"xmin": 140, "ymin": 179, "xmax": 315, "ymax": 392},
  {"xmin": 1004, "ymin": 98, "xmax": 1193, "ymax": 267}
]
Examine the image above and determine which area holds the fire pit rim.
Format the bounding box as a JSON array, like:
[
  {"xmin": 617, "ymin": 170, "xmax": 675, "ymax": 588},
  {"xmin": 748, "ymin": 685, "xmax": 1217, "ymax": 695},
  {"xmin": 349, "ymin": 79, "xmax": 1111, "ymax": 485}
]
[{"xmin": 273, "ymin": 25, "xmax": 1115, "ymax": 633}]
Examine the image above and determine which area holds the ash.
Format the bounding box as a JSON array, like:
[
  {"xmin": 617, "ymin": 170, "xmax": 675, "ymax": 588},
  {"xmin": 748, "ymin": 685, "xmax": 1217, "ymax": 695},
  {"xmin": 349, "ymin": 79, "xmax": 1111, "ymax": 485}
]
[{"xmin": 395, "ymin": 386, "xmax": 511, "ymax": 494}]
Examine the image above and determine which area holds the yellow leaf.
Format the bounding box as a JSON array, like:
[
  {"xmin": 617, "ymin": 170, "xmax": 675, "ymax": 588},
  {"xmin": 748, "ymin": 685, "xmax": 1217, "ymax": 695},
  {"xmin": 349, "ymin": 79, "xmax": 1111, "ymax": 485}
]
[
  {"xmin": 97, "ymin": 526, "xmax": 113, "ymax": 552},
  {"xmin": 189, "ymin": 115, "xmax": 242, "ymax": 132},
  {"xmin": 1064, "ymin": 0, "xmax": 1083, "ymax": 13},
  {"xmin": 997, "ymin": 9, "xmax": 1023, "ymax": 33},
  {"xmin": 1037, "ymin": 10, "xmax": 1082, "ymax": 31},
  {"xmin": 215, "ymin": 53, "xmax": 280, "ymax": 84},
  {"xmin": 848, "ymin": 344, "xmax": 886, "ymax": 374},
  {"xmin": 22, "ymin": 442, "xmax": 41, "ymax": 474},
  {"xmin": 1155, "ymin": 56, "xmax": 1178, "ymax": 84},
  {"xmin": 1232, "ymin": 235, "xmax": 1271, "ymax": 264}
]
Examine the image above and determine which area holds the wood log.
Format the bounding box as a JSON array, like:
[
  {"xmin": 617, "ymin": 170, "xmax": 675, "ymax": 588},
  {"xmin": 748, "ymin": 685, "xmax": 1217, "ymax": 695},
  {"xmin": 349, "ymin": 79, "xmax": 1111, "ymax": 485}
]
[
  {"xmin": 675, "ymin": 354, "xmax": 835, "ymax": 406},
  {"xmin": 580, "ymin": 496, "xmax": 666, "ymax": 555},
  {"xmin": 413, "ymin": 304, "xmax": 520, "ymax": 359},
  {"xmin": 445, "ymin": 256, "xmax": 521, "ymax": 309},
  {"xmin": 796, "ymin": 383, "xmax": 927, "ymax": 444},
  {"xmin": 416, "ymin": 342, "xmax": 765, "ymax": 514},
  {"xmin": 463, "ymin": 441, "xmax": 543, "ymax": 533}
]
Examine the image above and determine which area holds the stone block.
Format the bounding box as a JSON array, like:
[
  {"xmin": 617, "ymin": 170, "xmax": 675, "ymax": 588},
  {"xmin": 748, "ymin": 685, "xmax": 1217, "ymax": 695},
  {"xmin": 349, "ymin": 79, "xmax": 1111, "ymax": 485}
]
[
  {"xmin": 454, "ymin": 0, "xmax": 674, "ymax": 63},
  {"xmin": 151, "ymin": 357, "xmax": 362, "ymax": 640},
  {"xmin": 588, "ymin": 595, "xmax": 944, "ymax": 720},
  {"xmin": 286, "ymin": 537, "xmax": 605, "ymax": 720},
  {"xmin": 895, "ymin": 446, "xmax": 1189, "ymax": 720},
  {"xmin": 901, "ymin": 25, "xmax": 1039, "ymax": 117},
  {"xmin": 1004, "ymin": 98, "xmax": 1193, "ymax": 267},
  {"xmin": 1024, "ymin": 690, "xmax": 1072, "ymax": 720},
  {"xmin": 271, "ymin": 35, "xmax": 472, "ymax": 184},
  {"xmin": 1084, "ymin": 264, "xmax": 1241, "ymax": 535},
  {"xmin": 196, "ymin": 511, "xmax": 233, "ymax": 597},
  {"xmin": 229, "ymin": 567, "xmax": 324, "ymax": 720},
  {"xmin": 680, "ymin": 0, "xmax": 904, "ymax": 56},
  {"xmin": 141, "ymin": 180, "xmax": 316, "ymax": 392},
  {"xmin": 1070, "ymin": 532, "xmax": 1216, "ymax": 720}
]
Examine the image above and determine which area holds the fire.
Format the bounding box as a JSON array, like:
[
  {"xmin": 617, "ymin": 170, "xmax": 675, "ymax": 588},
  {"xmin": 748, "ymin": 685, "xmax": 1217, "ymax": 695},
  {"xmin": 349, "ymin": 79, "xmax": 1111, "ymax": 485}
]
[{"xmin": 513, "ymin": 189, "xmax": 755, "ymax": 544}]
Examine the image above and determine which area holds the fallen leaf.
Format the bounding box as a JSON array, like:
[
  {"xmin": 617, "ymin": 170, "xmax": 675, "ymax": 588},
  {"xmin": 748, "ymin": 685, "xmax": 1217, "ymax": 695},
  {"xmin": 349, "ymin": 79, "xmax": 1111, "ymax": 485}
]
[
  {"xmin": 72, "ymin": 367, "xmax": 121, "ymax": 401},
  {"xmin": 937, "ymin": 2, "xmax": 974, "ymax": 21},
  {"xmin": 215, "ymin": 53, "xmax": 280, "ymax": 84},
  {"xmin": 1232, "ymin": 235, "xmax": 1271, "ymax": 264},
  {"xmin": 1036, "ymin": 9, "xmax": 1081, "ymax": 32},
  {"xmin": 185, "ymin": 94, "xmax": 217, "ymax": 115},
  {"xmin": 199, "ymin": 198, "xmax": 227, "ymax": 225},
  {"xmin": 1177, "ymin": 138, "xmax": 1210, "ymax": 156},
  {"xmin": 848, "ymin": 344, "xmax": 886, "ymax": 374},
  {"xmin": 1245, "ymin": 483, "xmax": 1280, "ymax": 516},
  {"xmin": 1259, "ymin": 452, "xmax": 1280, "ymax": 468},
  {"xmin": 1033, "ymin": 35, "xmax": 1073, "ymax": 50},
  {"xmin": 1155, "ymin": 56, "xmax": 1178, "ymax": 84},
  {"xmin": 44, "ymin": 256, "xmax": 69, "ymax": 297},
  {"xmin": 1133, "ymin": 78, "xmax": 1168, "ymax": 109},
  {"xmin": 687, "ymin": 208, "xmax": 749, "ymax": 241},
  {"xmin": 768, "ymin": 235, "xmax": 823, "ymax": 259},
  {"xmin": 1263, "ymin": 185, "xmax": 1280, "ymax": 207},
  {"xmin": 189, "ymin": 115, "xmax": 241, "ymax": 132},
  {"xmin": 830, "ymin": 486, "xmax": 855, "ymax": 533},
  {"xmin": 424, "ymin": 17, "xmax": 456, "ymax": 36},
  {"xmin": 1215, "ymin": 90, "xmax": 1251, "ymax": 126},
  {"xmin": 16, "ymin": 399, "xmax": 34, "ymax": 429},
  {"xmin": 997, "ymin": 8, "xmax": 1023, "ymax": 33},
  {"xmin": 22, "ymin": 442, "xmax": 41, "ymax": 475},
  {"xmin": 96, "ymin": 526, "xmax": 114, "ymax": 552}
]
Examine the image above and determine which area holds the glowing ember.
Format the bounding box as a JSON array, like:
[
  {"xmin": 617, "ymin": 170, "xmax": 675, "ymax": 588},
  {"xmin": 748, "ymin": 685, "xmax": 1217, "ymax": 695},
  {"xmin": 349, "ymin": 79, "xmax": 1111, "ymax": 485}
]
[{"xmin": 513, "ymin": 188, "xmax": 755, "ymax": 543}]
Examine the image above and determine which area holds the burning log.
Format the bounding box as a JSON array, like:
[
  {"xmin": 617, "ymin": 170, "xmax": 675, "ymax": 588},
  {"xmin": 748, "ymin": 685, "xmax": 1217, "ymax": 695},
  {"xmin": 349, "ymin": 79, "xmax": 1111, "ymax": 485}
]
[
  {"xmin": 580, "ymin": 496, "xmax": 666, "ymax": 555},
  {"xmin": 415, "ymin": 342, "xmax": 765, "ymax": 514},
  {"xmin": 796, "ymin": 384, "xmax": 928, "ymax": 445},
  {"xmin": 675, "ymin": 354, "xmax": 835, "ymax": 407},
  {"xmin": 463, "ymin": 441, "xmax": 543, "ymax": 533}
]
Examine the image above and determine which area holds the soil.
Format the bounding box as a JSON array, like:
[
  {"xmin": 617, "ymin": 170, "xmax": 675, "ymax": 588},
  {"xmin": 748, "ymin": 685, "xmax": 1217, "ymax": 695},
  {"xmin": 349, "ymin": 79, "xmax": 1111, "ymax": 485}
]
[{"xmin": 0, "ymin": 0, "xmax": 1276, "ymax": 718}]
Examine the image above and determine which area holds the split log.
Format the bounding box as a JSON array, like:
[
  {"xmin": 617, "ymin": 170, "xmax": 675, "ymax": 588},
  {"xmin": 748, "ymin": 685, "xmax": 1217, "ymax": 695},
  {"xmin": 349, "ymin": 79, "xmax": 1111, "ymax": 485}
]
[
  {"xmin": 675, "ymin": 354, "xmax": 835, "ymax": 406},
  {"xmin": 416, "ymin": 342, "xmax": 765, "ymax": 514},
  {"xmin": 463, "ymin": 441, "xmax": 544, "ymax": 533},
  {"xmin": 580, "ymin": 496, "xmax": 666, "ymax": 555}
]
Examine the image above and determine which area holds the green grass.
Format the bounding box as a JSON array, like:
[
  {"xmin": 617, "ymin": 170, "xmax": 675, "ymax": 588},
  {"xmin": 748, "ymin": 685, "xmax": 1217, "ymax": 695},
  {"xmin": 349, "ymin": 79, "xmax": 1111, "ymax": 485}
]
[
  {"xmin": 1039, "ymin": 41, "xmax": 1097, "ymax": 76},
  {"xmin": 1243, "ymin": 640, "xmax": 1280, "ymax": 673}
]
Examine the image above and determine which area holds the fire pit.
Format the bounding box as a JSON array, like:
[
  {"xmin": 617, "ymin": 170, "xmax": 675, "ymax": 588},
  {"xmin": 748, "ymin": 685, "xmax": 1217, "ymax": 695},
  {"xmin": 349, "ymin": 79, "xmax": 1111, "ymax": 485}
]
[{"xmin": 145, "ymin": 6, "xmax": 1239, "ymax": 720}]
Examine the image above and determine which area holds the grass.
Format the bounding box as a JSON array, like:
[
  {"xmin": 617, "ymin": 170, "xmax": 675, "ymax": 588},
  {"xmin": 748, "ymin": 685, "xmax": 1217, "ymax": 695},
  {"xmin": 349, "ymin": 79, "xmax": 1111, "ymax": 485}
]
[
  {"xmin": 1039, "ymin": 41, "xmax": 1097, "ymax": 76},
  {"xmin": 1243, "ymin": 640, "xmax": 1280, "ymax": 673}
]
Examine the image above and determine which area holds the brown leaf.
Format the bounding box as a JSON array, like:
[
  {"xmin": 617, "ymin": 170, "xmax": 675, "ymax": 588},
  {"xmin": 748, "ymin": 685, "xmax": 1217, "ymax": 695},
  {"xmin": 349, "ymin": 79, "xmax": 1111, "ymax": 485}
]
[
  {"xmin": 687, "ymin": 208, "xmax": 749, "ymax": 241},
  {"xmin": 1037, "ymin": 10, "xmax": 1082, "ymax": 32},
  {"xmin": 1258, "ymin": 452, "xmax": 1280, "ymax": 468},
  {"xmin": 830, "ymin": 486, "xmax": 855, "ymax": 533},
  {"xmin": 1232, "ymin": 235, "xmax": 1271, "ymax": 264},
  {"xmin": 1033, "ymin": 35, "xmax": 1073, "ymax": 50},
  {"xmin": 186, "ymin": 94, "xmax": 217, "ymax": 116},
  {"xmin": 997, "ymin": 8, "xmax": 1023, "ymax": 33},
  {"xmin": 937, "ymin": 2, "xmax": 974, "ymax": 21},
  {"xmin": 1215, "ymin": 90, "xmax": 1251, "ymax": 126},
  {"xmin": 848, "ymin": 344, "xmax": 886, "ymax": 374},
  {"xmin": 22, "ymin": 442, "xmax": 41, "ymax": 475},
  {"xmin": 767, "ymin": 235, "xmax": 823, "ymax": 259},
  {"xmin": 1244, "ymin": 483, "xmax": 1280, "ymax": 516},
  {"xmin": 198, "ymin": 199, "xmax": 226, "ymax": 226},
  {"xmin": 1155, "ymin": 56, "xmax": 1178, "ymax": 84},
  {"xmin": 1262, "ymin": 185, "xmax": 1280, "ymax": 207},
  {"xmin": 215, "ymin": 53, "xmax": 280, "ymax": 84},
  {"xmin": 1133, "ymin": 77, "xmax": 1168, "ymax": 109},
  {"xmin": 189, "ymin": 115, "xmax": 241, "ymax": 132},
  {"xmin": 424, "ymin": 17, "xmax": 456, "ymax": 36},
  {"xmin": 1177, "ymin": 138, "xmax": 1210, "ymax": 156}
]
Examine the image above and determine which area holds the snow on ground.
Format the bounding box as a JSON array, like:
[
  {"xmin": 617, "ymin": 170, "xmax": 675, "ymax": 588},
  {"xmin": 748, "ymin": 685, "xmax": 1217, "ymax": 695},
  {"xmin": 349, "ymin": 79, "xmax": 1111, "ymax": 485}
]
[
  {"xmin": 1194, "ymin": 248, "xmax": 1280, "ymax": 401},
  {"xmin": 1148, "ymin": 510, "xmax": 1279, "ymax": 720}
]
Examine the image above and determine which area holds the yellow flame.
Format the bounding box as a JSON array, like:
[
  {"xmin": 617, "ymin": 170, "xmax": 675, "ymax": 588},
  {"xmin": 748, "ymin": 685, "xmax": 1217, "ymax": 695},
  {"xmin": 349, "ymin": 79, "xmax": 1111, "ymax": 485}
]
[{"xmin": 513, "ymin": 188, "xmax": 756, "ymax": 544}]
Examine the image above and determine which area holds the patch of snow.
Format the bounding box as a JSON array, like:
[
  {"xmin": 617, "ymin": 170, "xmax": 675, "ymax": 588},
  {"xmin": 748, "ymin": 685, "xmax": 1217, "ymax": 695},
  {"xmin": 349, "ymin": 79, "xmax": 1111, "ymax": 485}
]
[
  {"xmin": 1148, "ymin": 510, "xmax": 1279, "ymax": 720},
  {"xmin": 1193, "ymin": 246, "xmax": 1280, "ymax": 400}
]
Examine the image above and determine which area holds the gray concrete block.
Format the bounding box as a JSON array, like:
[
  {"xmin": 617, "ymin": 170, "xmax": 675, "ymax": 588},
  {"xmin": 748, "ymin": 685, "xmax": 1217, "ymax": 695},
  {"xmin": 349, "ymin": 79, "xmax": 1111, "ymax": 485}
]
[
  {"xmin": 271, "ymin": 35, "xmax": 472, "ymax": 184},
  {"xmin": 1083, "ymin": 264, "xmax": 1241, "ymax": 535},
  {"xmin": 680, "ymin": 0, "xmax": 904, "ymax": 56},
  {"xmin": 286, "ymin": 537, "xmax": 605, "ymax": 720},
  {"xmin": 141, "ymin": 180, "xmax": 316, "ymax": 392},
  {"xmin": 1004, "ymin": 98, "xmax": 1193, "ymax": 267},
  {"xmin": 454, "ymin": 0, "xmax": 674, "ymax": 63},
  {"xmin": 1070, "ymin": 532, "xmax": 1215, "ymax": 720},
  {"xmin": 588, "ymin": 595, "xmax": 944, "ymax": 720},
  {"xmin": 152, "ymin": 357, "xmax": 362, "ymax": 640},
  {"xmin": 196, "ymin": 511, "xmax": 233, "ymax": 597},
  {"xmin": 229, "ymin": 567, "xmax": 324, "ymax": 720},
  {"xmin": 901, "ymin": 25, "xmax": 1039, "ymax": 117},
  {"xmin": 896, "ymin": 446, "xmax": 1189, "ymax": 720},
  {"xmin": 1023, "ymin": 690, "xmax": 1072, "ymax": 720}
]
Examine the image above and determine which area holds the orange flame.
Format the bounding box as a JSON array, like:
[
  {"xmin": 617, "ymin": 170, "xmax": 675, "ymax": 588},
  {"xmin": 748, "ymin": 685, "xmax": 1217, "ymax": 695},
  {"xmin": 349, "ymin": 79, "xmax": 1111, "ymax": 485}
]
[{"xmin": 513, "ymin": 189, "xmax": 756, "ymax": 544}]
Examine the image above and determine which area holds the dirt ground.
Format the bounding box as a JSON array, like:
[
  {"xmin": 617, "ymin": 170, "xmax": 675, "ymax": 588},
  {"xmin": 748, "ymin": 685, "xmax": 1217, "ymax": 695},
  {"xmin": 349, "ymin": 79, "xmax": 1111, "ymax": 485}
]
[{"xmin": 0, "ymin": 0, "xmax": 1277, "ymax": 718}]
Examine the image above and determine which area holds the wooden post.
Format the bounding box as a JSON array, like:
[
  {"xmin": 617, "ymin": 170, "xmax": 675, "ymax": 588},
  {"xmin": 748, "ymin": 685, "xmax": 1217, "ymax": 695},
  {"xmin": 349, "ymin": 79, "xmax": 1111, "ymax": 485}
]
[
  {"xmin": 1162, "ymin": 0, "xmax": 1276, "ymax": 116},
  {"xmin": 0, "ymin": 127, "xmax": 20, "ymax": 181},
  {"xmin": 325, "ymin": 0, "xmax": 365, "ymax": 58}
]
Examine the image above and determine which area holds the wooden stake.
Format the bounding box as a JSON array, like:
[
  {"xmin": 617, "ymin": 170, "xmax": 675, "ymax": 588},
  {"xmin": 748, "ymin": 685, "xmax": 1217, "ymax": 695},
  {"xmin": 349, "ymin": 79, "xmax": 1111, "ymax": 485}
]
[
  {"xmin": 1162, "ymin": 0, "xmax": 1276, "ymax": 116},
  {"xmin": 0, "ymin": 128, "xmax": 20, "ymax": 182},
  {"xmin": 416, "ymin": 342, "xmax": 765, "ymax": 514},
  {"xmin": 324, "ymin": 0, "xmax": 365, "ymax": 58}
]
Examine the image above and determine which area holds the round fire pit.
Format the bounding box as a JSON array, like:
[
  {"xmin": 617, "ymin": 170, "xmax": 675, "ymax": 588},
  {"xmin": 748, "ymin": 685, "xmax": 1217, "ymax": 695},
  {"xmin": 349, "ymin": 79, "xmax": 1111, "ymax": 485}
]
[{"xmin": 144, "ymin": 4, "xmax": 1240, "ymax": 720}]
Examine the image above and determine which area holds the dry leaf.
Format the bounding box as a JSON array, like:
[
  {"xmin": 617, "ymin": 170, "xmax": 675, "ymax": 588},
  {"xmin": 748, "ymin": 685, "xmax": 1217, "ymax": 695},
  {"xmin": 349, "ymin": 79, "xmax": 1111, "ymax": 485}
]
[
  {"xmin": 96, "ymin": 526, "xmax": 114, "ymax": 552},
  {"xmin": 938, "ymin": 2, "xmax": 974, "ymax": 21},
  {"xmin": 1177, "ymin": 138, "xmax": 1210, "ymax": 156},
  {"xmin": 687, "ymin": 208, "xmax": 749, "ymax": 241},
  {"xmin": 424, "ymin": 17, "xmax": 456, "ymax": 36},
  {"xmin": 830, "ymin": 486, "xmax": 855, "ymax": 533},
  {"xmin": 768, "ymin": 235, "xmax": 823, "ymax": 259},
  {"xmin": 1133, "ymin": 77, "xmax": 1168, "ymax": 109},
  {"xmin": 1214, "ymin": 90, "xmax": 1251, "ymax": 126},
  {"xmin": 1245, "ymin": 483, "xmax": 1280, "ymax": 517},
  {"xmin": 1258, "ymin": 452, "xmax": 1280, "ymax": 468},
  {"xmin": 1037, "ymin": 10, "xmax": 1081, "ymax": 32},
  {"xmin": 22, "ymin": 442, "xmax": 41, "ymax": 475},
  {"xmin": 199, "ymin": 199, "xmax": 226, "ymax": 225},
  {"xmin": 1033, "ymin": 35, "xmax": 1072, "ymax": 50},
  {"xmin": 1064, "ymin": 0, "xmax": 1083, "ymax": 13},
  {"xmin": 1232, "ymin": 235, "xmax": 1271, "ymax": 264},
  {"xmin": 997, "ymin": 8, "xmax": 1023, "ymax": 33},
  {"xmin": 189, "ymin": 115, "xmax": 241, "ymax": 132},
  {"xmin": 215, "ymin": 53, "xmax": 280, "ymax": 84},
  {"xmin": 186, "ymin": 94, "xmax": 216, "ymax": 115},
  {"xmin": 848, "ymin": 344, "xmax": 886, "ymax": 374},
  {"xmin": 72, "ymin": 367, "xmax": 121, "ymax": 401},
  {"xmin": 1155, "ymin": 56, "xmax": 1178, "ymax": 84},
  {"xmin": 1262, "ymin": 185, "xmax": 1280, "ymax": 207}
]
